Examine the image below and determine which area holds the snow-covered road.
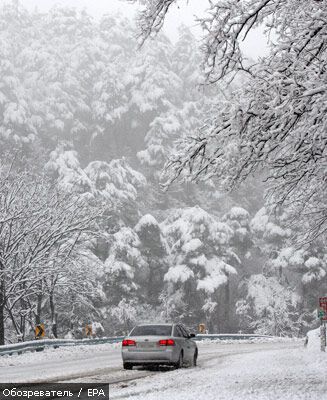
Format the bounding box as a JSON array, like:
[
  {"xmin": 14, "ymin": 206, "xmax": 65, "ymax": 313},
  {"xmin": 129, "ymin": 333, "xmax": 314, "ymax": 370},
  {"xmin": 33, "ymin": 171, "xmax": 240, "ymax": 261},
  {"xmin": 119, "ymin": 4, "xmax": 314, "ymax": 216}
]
[
  {"xmin": 0, "ymin": 342, "xmax": 127, "ymax": 383},
  {"xmin": 0, "ymin": 339, "xmax": 296, "ymax": 384},
  {"xmin": 109, "ymin": 340, "xmax": 327, "ymax": 400},
  {"xmin": 1, "ymin": 339, "xmax": 326, "ymax": 399}
]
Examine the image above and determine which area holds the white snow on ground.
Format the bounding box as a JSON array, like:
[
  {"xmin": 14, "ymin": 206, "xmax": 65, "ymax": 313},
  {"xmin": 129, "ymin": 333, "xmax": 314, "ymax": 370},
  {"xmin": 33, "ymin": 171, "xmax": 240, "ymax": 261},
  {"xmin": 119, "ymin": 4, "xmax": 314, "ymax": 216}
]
[
  {"xmin": 0, "ymin": 338, "xmax": 293, "ymax": 383},
  {"xmin": 196, "ymin": 336, "xmax": 295, "ymax": 345},
  {"xmin": 109, "ymin": 338, "xmax": 326, "ymax": 400},
  {"xmin": 1, "ymin": 335, "xmax": 325, "ymax": 400},
  {"xmin": 0, "ymin": 342, "xmax": 123, "ymax": 383},
  {"xmin": 0, "ymin": 338, "xmax": 296, "ymax": 369},
  {"xmin": 0, "ymin": 338, "xmax": 283, "ymax": 369},
  {"xmin": 306, "ymin": 327, "xmax": 322, "ymax": 350},
  {"xmin": 0, "ymin": 342, "xmax": 120, "ymax": 368}
]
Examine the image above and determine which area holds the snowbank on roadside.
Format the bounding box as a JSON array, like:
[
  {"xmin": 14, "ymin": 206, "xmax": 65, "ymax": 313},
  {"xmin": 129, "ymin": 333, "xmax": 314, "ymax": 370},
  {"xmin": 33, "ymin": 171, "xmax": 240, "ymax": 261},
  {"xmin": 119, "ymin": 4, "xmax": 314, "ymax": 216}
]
[
  {"xmin": 0, "ymin": 342, "xmax": 120, "ymax": 368},
  {"xmin": 196, "ymin": 336, "xmax": 300, "ymax": 346},
  {"xmin": 306, "ymin": 327, "xmax": 322, "ymax": 352}
]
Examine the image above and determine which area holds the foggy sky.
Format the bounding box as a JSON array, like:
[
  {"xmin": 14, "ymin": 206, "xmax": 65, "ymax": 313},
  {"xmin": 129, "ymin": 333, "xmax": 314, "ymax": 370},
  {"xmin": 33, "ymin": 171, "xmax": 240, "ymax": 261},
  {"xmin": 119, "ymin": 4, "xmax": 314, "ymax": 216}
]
[{"xmin": 20, "ymin": 0, "xmax": 270, "ymax": 59}]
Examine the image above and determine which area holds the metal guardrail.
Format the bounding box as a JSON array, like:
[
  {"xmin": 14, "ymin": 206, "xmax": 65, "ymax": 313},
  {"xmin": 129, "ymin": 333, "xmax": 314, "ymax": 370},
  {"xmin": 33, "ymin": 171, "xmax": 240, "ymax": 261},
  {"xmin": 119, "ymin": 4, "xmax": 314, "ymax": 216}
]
[
  {"xmin": 194, "ymin": 334, "xmax": 274, "ymax": 341},
  {"xmin": 0, "ymin": 333, "xmax": 275, "ymax": 357},
  {"xmin": 0, "ymin": 336, "xmax": 125, "ymax": 357}
]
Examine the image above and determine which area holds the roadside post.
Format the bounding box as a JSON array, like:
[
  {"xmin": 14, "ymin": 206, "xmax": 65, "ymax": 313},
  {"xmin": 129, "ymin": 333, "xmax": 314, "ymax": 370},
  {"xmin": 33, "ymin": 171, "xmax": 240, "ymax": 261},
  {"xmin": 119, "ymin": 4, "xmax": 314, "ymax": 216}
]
[{"xmin": 318, "ymin": 297, "xmax": 327, "ymax": 351}]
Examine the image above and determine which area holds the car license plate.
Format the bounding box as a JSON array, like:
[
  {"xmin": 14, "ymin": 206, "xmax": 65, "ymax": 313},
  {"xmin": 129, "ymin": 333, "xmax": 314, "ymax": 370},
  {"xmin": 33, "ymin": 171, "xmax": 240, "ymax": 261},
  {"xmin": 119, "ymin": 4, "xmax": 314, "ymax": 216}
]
[{"xmin": 138, "ymin": 342, "xmax": 155, "ymax": 348}]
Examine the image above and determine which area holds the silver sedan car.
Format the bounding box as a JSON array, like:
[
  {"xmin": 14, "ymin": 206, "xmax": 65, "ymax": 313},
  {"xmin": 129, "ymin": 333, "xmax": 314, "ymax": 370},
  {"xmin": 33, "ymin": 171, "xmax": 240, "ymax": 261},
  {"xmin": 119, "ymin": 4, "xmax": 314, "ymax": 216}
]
[{"xmin": 121, "ymin": 323, "xmax": 198, "ymax": 370}]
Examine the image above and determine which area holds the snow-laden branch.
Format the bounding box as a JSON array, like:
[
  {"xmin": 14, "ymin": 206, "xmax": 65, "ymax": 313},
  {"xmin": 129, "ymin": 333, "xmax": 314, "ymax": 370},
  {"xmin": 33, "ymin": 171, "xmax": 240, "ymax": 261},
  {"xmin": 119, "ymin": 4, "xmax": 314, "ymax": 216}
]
[
  {"xmin": 134, "ymin": 0, "xmax": 327, "ymax": 241},
  {"xmin": 0, "ymin": 167, "xmax": 102, "ymax": 343}
]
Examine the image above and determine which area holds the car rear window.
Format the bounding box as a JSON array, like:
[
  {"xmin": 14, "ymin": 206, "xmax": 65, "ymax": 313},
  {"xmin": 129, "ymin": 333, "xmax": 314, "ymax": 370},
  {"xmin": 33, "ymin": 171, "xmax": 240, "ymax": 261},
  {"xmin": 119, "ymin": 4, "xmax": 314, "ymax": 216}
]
[{"xmin": 129, "ymin": 325, "xmax": 172, "ymax": 336}]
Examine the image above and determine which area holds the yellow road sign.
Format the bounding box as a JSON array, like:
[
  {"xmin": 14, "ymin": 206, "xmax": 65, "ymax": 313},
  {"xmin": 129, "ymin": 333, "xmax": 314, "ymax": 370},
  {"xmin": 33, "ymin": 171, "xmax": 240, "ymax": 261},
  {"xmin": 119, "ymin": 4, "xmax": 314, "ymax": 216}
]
[
  {"xmin": 35, "ymin": 324, "xmax": 45, "ymax": 339},
  {"xmin": 199, "ymin": 323, "xmax": 206, "ymax": 333},
  {"xmin": 85, "ymin": 324, "xmax": 93, "ymax": 337}
]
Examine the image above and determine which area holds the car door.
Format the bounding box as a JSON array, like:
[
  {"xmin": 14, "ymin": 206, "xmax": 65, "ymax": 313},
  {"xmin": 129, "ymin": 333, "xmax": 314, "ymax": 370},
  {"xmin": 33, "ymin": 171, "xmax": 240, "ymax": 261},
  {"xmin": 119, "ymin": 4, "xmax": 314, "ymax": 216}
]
[
  {"xmin": 180, "ymin": 325, "xmax": 196, "ymax": 363},
  {"xmin": 175, "ymin": 325, "xmax": 190, "ymax": 363},
  {"xmin": 171, "ymin": 324, "xmax": 183, "ymax": 364}
]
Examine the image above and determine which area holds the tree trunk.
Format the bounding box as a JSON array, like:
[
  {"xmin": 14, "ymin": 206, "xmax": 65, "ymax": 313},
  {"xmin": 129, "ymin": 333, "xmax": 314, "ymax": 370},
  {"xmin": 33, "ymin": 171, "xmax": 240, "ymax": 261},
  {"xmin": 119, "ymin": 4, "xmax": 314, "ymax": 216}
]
[
  {"xmin": 35, "ymin": 293, "xmax": 42, "ymax": 325},
  {"xmin": 224, "ymin": 277, "xmax": 230, "ymax": 332},
  {"xmin": 6, "ymin": 306, "xmax": 20, "ymax": 336},
  {"xmin": 20, "ymin": 314, "xmax": 26, "ymax": 342},
  {"xmin": 49, "ymin": 292, "xmax": 58, "ymax": 338},
  {"xmin": 0, "ymin": 302, "xmax": 4, "ymax": 346},
  {"xmin": 147, "ymin": 258, "xmax": 155, "ymax": 304},
  {"xmin": 52, "ymin": 313, "xmax": 58, "ymax": 339},
  {"xmin": 20, "ymin": 284, "xmax": 27, "ymax": 341},
  {"xmin": 0, "ymin": 261, "xmax": 5, "ymax": 345},
  {"xmin": 299, "ymin": 282, "xmax": 307, "ymax": 336}
]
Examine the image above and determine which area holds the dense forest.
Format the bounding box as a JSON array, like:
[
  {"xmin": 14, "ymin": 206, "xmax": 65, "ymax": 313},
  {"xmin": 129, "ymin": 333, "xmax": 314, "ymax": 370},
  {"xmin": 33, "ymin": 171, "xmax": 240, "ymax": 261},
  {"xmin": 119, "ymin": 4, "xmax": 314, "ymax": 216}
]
[{"xmin": 0, "ymin": 1, "xmax": 325, "ymax": 344}]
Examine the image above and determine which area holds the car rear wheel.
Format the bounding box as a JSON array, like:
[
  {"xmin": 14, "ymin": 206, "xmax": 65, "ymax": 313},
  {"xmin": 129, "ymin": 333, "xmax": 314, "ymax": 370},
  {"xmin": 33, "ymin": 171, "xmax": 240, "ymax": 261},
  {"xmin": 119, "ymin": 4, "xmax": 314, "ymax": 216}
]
[
  {"xmin": 146, "ymin": 365, "xmax": 159, "ymax": 371},
  {"xmin": 123, "ymin": 363, "xmax": 133, "ymax": 370},
  {"xmin": 175, "ymin": 351, "xmax": 183, "ymax": 369}
]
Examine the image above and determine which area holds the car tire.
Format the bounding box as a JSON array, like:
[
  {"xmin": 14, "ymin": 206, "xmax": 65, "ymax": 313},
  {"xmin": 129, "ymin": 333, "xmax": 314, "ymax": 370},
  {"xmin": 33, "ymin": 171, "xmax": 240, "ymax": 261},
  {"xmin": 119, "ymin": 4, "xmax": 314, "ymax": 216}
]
[
  {"xmin": 123, "ymin": 363, "xmax": 133, "ymax": 370},
  {"xmin": 175, "ymin": 351, "xmax": 183, "ymax": 369},
  {"xmin": 192, "ymin": 350, "xmax": 198, "ymax": 367},
  {"xmin": 148, "ymin": 365, "xmax": 159, "ymax": 371}
]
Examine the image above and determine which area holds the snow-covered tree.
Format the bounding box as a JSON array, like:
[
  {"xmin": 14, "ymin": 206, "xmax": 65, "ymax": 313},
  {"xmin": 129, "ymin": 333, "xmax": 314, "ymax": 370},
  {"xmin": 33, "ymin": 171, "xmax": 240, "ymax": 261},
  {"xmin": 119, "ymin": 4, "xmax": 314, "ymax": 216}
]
[
  {"xmin": 0, "ymin": 165, "xmax": 99, "ymax": 344},
  {"xmin": 133, "ymin": 0, "xmax": 327, "ymax": 242},
  {"xmin": 137, "ymin": 26, "xmax": 214, "ymax": 177},
  {"xmin": 35, "ymin": 240, "xmax": 104, "ymax": 339},
  {"xmin": 223, "ymin": 206, "xmax": 252, "ymax": 255},
  {"xmin": 134, "ymin": 214, "xmax": 169, "ymax": 305},
  {"xmin": 237, "ymin": 274, "xmax": 300, "ymax": 336},
  {"xmin": 0, "ymin": 3, "xmax": 37, "ymax": 150},
  {"xmin": 162, "ymin": 206, "xmax": 238, "ymax": 331},
  {"xmin": 250, "ymin": 206, "xmax": 326, "ymax": 333},
  {"xmin": 104, "ymin": 227, "xmax": 144, "ymax": 307}
]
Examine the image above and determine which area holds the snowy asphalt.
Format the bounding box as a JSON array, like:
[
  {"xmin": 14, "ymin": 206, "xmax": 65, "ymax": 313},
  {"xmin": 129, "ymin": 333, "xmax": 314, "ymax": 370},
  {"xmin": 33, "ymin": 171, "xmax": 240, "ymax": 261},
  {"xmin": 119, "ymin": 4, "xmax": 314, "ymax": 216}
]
[
  {"xmin": 1, "ymin": 340, "xmax": 326, "ymax": 399},
  {"xmin": 109, "ymin": 340, "xmax": 326, "ymax": 400},
  {"xmin": 0, "ymin": 339, "xmax": 296, "ymax": 383}
]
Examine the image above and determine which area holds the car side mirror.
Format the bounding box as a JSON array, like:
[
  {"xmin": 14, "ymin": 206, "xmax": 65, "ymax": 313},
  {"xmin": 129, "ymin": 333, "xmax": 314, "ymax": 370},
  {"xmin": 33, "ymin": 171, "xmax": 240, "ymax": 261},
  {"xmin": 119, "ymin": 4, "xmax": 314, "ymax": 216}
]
[{"xmin": 189, "ymin": 333, "xmax": 196, "ymax": 338}]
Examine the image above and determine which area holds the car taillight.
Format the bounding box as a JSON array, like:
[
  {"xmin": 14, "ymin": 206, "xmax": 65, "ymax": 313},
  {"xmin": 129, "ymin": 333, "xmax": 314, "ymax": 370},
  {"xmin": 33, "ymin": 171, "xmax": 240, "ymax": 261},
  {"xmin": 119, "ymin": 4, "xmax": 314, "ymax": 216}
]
[
  {"xmin": 122, "ymin": 339, "xmax": 136, "ymax": 347},
  {"xmin": 158, "ymin": 339, "xmax": 175, "ymax": 346}
]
